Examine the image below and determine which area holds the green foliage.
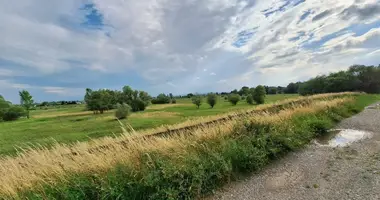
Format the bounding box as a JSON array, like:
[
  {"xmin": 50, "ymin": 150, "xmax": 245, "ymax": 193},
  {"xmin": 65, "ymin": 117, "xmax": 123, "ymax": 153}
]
[
  {"xmin": 85, "ymin": 89, "xmax": 112, "ymax": 114},
  {"xmin": 171, "ymin": 99, "xmax": 177, "ymax": 104},
  {"xmin": 115, "ymin": 103, "xmax": 131, "ymax": 120},
  {"xmin": 206, "ymin": 93, "xmax": 218, "ymax": 108},
  {"xmin": 253, "ymin": 85, "xmax": 266, "ymax": 104},
  {"xmin": 299, "ymin": 65, "xmax": 380, "ymax": 95},
  {"xmin": 17, "ymin": 97, "xmax": 368, "ymax": 199},
  {"xmin": 285, "ymin": 82, "xmax": 300, "ymax": 94},
  {"xmin": 151, "ymin": 94, "xmax": 171, "ymax": 104},
  {"xmin": 228, "ymin": 94, "xmax": 240, "ymax": 105},
  {"xmin": 19, "ymin": 90, "xmax": 34, "ymax": 119},
  {"xmin": 268, "ymin": 87, "xmax": 277, "ymax": 94},
  {"xmin": 192, "ymin": 96, "xmax": 202, "ymax": 109},
  {"xmin": 246, "ymin": 95, "xmax": 254, "ymax": 105},
  {"xmin": 238, "ymin": 86, "xmax": 250, "ymax": 96},
  {"xmin": 2, "ymin": 106, "xmax": 26, "ymax": 121},
  {"xmin": 85, "ymin": 86, "xmax": 151, "ymax": 114},
  {"xmin": 187, "ymin": 93, "xmax": 194, "ymax": 98}
]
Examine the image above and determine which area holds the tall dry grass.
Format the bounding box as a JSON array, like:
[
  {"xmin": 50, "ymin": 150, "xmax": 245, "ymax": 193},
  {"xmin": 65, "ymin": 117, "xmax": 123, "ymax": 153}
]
[{"xmin": 0, "ymin": 95, "xmax": 354, "ymax": 197}]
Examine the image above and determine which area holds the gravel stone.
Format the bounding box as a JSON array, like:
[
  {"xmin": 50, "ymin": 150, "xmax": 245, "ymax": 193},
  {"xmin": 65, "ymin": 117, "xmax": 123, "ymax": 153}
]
[{"xmin": 211, "ymin": 103, "xmax": 380, "ymax": 200}]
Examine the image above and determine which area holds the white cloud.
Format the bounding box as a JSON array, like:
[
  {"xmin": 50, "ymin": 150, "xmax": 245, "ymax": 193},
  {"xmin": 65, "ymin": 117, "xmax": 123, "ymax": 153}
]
[{"xmin": 1, "ymin": 0, "xmax": 380, "ymax": 101}]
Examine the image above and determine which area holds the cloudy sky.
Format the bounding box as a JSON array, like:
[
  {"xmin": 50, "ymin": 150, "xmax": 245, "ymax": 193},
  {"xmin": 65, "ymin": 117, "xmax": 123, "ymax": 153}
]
[{"xmin": 1, "ymin": 0, "xmax": 380, "ymax": 102}]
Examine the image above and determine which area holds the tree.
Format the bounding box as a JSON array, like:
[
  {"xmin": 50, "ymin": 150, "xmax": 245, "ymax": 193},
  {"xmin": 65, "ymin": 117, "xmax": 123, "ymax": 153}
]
[
  {"xmin": 206, "ymin": 93, "xmax": 218, "ymax": 108},
  {"xmin": 230, "ymin": 89, "xmax": 238, "ymax": 94},
  {"xmin": 2, "ymin": 106, "xmax": 26, "ymax": 121},
  {"xmin": 187, "ymin": 93, "xmax": 194, "ymax": 98},
  {"xmin": 169, "ymin": 93, "xmax": 173, "ymax": 99},
  {"xmin": 115, "ymin": 103, "xmax": 131, "ymax": 120},
  {"xmin": 86, "ymin": 90, "xmax": 112, "ymax": 114},
  {"xmin": 268, "ymin": 87, "xmax": 277, "ymax": 94},
  {"xmin": 192, "ymin": 96, "xmax": 202, "ymax": 109},
  {"xmin": 253, "ymin": 85, "xmax": 266, "ymax": 104},
  {"xmin": 19, "ymin": 90, "xmax": 34, "ymax": 119},
  {"xmin": 228, "ymin": 94, "xmax": 240, "ymax": 105},
  {"xmin": 151, "ymin": 93, "xmax": 171, "ymax": 104},
  {"xmin": 1, "ymin": 95, "xmax": 26, "ymax": 121},
  {"xmin": 238, "ymin": 86, "xmax": 250, "ymax": 96},
  {"xmin": 285, "ymin": 82, "xmax": 299, "ymax": 94},
  {"xmin": 246, "ymin": 95, "xmax": 254, "ymax": 105}
]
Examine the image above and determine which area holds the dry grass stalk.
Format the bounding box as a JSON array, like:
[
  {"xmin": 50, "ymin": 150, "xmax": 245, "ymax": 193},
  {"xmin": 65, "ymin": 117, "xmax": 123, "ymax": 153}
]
[{"xmin": 0, "ymin": 96, "xmax": 353, "ymax": 197}]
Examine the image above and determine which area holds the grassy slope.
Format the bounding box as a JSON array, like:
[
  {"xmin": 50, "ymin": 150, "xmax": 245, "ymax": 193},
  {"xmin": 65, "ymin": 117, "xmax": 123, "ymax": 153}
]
[
  {"xmin": 0, "ymin": 94, "xmax": 297, "ymax": 155},
  {"xmin": 6, "ymin": 94, "xmax": 379, "ymax": 199}
]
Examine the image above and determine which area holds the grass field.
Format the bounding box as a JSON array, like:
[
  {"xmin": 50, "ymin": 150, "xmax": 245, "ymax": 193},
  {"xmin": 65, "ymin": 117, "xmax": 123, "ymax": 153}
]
[
  {"xmin": 0, "ymin": 93, "xmax": 378, "ymax": 199},
  {"xmin": 0, "ymin": 94, "xmax": 297, "ymax": 155}
]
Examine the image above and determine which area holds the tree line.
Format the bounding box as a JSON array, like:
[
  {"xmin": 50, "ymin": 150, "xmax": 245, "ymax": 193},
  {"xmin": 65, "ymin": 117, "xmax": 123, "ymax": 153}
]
[{"xmin": 1, "ymin": 64, "xmax": 379, "ymax": 122}]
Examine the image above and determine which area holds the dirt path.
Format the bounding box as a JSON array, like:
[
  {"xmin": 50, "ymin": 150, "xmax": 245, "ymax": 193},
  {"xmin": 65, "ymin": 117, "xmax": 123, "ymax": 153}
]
[{"xmin": 212, "ymin": 104, "xmax": 380, "ymax": 200}]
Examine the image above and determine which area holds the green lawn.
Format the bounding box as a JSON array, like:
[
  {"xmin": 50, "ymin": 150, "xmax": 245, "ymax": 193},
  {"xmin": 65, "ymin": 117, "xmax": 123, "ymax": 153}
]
[{"xmin": 0, "ymin": 94, "xmax": 297, "ymax": 155}]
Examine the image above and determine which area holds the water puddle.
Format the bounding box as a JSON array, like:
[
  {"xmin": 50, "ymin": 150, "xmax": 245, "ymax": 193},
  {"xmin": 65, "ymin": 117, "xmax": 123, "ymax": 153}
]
[
  {"xmin": 316, "ymin": 129, "xmax": 372, "ymax": 147},
  {"xmin": 366, "ymin": 103, "xmax": 380, "ymax": 109}
]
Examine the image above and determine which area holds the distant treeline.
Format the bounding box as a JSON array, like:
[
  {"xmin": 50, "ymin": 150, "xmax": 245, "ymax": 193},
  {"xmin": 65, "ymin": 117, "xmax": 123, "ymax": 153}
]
[
  {"xmin": 212, "ymin": 64, "xmax": 380, "ymax": 97},
  {"xmin": 298, "ymin": 65, "xmax": 380, "ymax": 95}
]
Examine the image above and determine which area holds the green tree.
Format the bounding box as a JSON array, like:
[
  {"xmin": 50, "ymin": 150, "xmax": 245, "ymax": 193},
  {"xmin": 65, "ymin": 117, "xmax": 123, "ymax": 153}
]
[
  {"xmin": 246, "ymin": 95, "xmax": 254, "ymax": 105},
  {"xmin": 206, "ymin": 93, "xmax": 218, "ymax": 108},
  {"xmin": 115, "ymin": 103, "xmax": 131, "ymax": 120},
  {"xmin": 19, "ymin": 90, "xmax": 34, "ymax": 119},
  {"xmin": 253, "ymin": 85, "xmax": 266, "ymax": 104},
  {"xmin": 238, "ymin": 86, "xmax": 250, "ymax": 96},
  {"xmin": 268, "ymin": 87, "xmax": 277, "ymax": 94},
  {"xmin": 192, "ymin": 96, "xmax": 202, "ymax": 109},
  {"xmin": 151, "ymin": 93, "xmax": 171, "ymax": 104},
  {"xmin": 228, "ymin": 94, "xmax": 240, "ymax": 105}
]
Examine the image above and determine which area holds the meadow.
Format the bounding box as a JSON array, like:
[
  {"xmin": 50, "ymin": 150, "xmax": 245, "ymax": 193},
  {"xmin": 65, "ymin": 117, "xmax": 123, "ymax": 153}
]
[
  {"xmin": 0, "ymin": 94, "xmax": 297, "ymax": 155},
  {"xmin": 0, "ymin": 92, "xmax": 378, "ymax": 199}
]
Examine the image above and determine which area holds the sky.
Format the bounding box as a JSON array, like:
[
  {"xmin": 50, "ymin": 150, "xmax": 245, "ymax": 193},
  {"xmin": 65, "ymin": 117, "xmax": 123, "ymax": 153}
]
[{"xmin": 1, "ymin": 0, "xmax": 380, "ymax": 103}]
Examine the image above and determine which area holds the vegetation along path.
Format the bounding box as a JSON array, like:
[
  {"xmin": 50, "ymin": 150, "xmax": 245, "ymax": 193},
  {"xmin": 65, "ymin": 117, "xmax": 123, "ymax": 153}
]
[{"xmin": 212, "ymin": 102, "xmax": 380, "ymax": 200}]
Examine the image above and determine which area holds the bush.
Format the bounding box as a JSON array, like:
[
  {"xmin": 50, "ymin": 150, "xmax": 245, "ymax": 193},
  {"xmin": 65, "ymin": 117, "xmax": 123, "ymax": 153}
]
[
  {"xmin": 152, "ymin": 94, "xmax": 171, "ymax": 104},
  {"xmin": 253, "ymin": 85, "xmax": 266, "ymax": 104},
  {"xmin": 192, "ymin": 96, "xmax": 202, "ymax": 109},
  {"xmin": 115, "ymin": 103, "xmax": 131, "ymax": 120},
  {"xmin": 171, "ymin": 99, "xmax": 177, "ymax": 104},
  {"xmin": 228, "ymin": 94, "xmax": 240, "ymax": 105},
  {"xmin": 2, "ymin": 106, "xmax": 26, "ymax": 121},
  {"xmin": 224, "ymin": 96, "xmax": 228, "ymax": 101},
  {"xmin": 130, "ymin": 99, "xmax": 147, "ymax": 112},
  {"xmin": 206, "ymin": 93, "xmax": 217, "ymax": 108},
  {"xmin": 246, "ymin": 95, "xmax": 254, "ymax": 105}
]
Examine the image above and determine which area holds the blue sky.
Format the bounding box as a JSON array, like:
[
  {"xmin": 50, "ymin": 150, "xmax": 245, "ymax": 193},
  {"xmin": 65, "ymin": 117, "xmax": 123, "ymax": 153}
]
[{"xmin": 1, "ymin": 0, "xmax": 380, "ymax": 103}]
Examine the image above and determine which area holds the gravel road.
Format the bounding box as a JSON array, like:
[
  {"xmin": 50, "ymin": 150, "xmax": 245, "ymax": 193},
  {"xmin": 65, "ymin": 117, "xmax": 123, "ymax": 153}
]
[{"xmin": 212, "ymin": 104, "xmax": 380, "ymax": 200}]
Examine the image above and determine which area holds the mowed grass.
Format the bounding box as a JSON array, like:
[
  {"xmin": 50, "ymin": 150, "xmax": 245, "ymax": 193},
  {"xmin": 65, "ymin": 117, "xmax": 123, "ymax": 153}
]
[{"xmin": 0, "ymin": 94, "xmax": 297, "ymax": 155}]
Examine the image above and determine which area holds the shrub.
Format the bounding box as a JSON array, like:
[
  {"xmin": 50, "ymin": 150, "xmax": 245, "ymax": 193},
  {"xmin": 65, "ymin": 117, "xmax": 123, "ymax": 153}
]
[
  {"xmin": 115, "ymin": 103, "xmax": 131, "ymax": 120},
  {"xmin": 192, "ymin": 96, "xmax": 202, "ymax": 109},
  {"xmin": 224, "ymin": 96, "xmax": 228, "ymax": 101},
  {"xmin": 253, "ymin": 85, "xmax": 266, "ymax": 104},
  {"xmin": 228, "ymin": 94, "xmax": 240, "ymax": 105},
  {"xmin": 171, "ymin": 99, "xmax": 177, "ymax": 104},
  {"xmin": 151, "ymin": 94, "xmax": 171, "ymax": 104},
  {"xmin": 246, "ymin": 95, "xmax": 254, "ymax": 105},
  {"xmin": 206, "ymin": 93, "xmax": 217, "ymax": 108},
  {"xmin": 2, "ymin": 106, "xmax": 26, "ymax": 121},
  {"xmin": 130, "ymin": 99, "xmax": 147, "ymax": 112}
]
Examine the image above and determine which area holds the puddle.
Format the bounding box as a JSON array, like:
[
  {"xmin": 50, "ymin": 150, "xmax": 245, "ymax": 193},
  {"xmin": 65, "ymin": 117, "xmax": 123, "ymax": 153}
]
[
  {"xmin": 316, "ymin": 129, "xmax": 372, "ymax": 147},
  {"xmin": 366, "ymin": 103, "xmax": 380, "ymax": 109}
]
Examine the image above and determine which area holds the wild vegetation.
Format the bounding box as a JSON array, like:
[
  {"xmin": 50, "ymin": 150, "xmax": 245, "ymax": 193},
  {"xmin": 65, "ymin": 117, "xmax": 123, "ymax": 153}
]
[
  {"xmin": 0, "ymin": 64, "xmax": 379, "ymax": 199},
  {"xmin": 0, "ymin": 92, "xmax": 377, "ymax": 199},
  {"xmin": 0, "ymin": 94, "xmax": 296, "ymax": 155}
]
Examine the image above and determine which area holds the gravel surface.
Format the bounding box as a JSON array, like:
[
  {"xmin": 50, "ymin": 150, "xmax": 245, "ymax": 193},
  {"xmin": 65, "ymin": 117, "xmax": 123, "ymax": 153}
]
[{"xmin": 211, "ymin": 104, "xmax": 380, "ymax": 200}]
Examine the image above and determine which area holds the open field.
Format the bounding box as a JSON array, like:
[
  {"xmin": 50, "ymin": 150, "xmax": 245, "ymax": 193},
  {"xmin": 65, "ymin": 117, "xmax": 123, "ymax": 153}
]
[
  {"xmin": 0, "ymin": 93, "xmax": 378, "ymax": 199},
  {"xmin": 0, "ymin": 94, "xmax": 297, "ymax": 155}
]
